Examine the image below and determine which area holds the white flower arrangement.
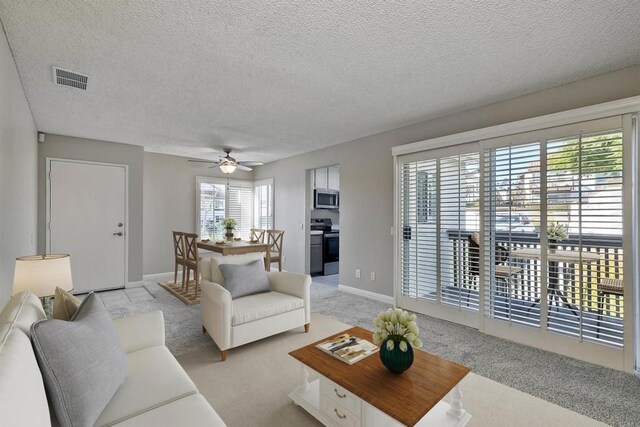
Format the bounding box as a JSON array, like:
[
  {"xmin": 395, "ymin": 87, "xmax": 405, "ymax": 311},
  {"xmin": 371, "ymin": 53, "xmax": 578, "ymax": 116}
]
[
  {"xmin": 220, "ymin": 217, "xmax": 237, "ymax": 231},
  {"xmin": 372, "ymin": 308, "xmax": 423, "ymax": 352},
  {"xmin": 547, "ymin": 221, "xmax": 567, "ymax": 242}
]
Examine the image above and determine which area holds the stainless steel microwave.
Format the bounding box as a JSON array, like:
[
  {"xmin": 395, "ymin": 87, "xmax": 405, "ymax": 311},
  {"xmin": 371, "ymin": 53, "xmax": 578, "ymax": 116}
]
[{"xmin": 314, "ymin": 189, "xmax": 339, "ymax": 209}]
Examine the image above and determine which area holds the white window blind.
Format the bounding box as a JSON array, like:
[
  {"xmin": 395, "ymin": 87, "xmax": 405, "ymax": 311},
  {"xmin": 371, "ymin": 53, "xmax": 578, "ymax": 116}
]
[
  {"xmin": 482, "ymin": 119, "xmax": 624, "ymax": 347},
  {"xmin": 197, "ymin": 177, "xmax": 253, "ymax": 241},
  {"xmin": 400, "ymin": 146, "xmax": 480, "ymax": 310},
  {"xmin": 254, "ymin": 179, "xmax": 274, "ymax": 229}
]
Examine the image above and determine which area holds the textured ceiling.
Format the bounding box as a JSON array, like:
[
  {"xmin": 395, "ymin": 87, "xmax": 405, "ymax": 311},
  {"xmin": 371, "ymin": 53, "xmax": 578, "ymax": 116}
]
[{"xmin": 1, "ymin": 1, "xmax": 639, "ymax": 163}]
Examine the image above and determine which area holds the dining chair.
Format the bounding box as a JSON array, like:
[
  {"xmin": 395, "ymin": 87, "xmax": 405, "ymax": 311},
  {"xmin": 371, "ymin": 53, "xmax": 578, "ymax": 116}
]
[
  {"xmin": 183, "ymin": 233, "xmax": 201, "ymax": 298},
  {"xmin": 596, "ymin": 277, "xmax": 624, "ymax": 338},
  {"xmin": 265, "ymin": 229, "xmax": 284, "ymax": 271},
  {"xmin": 250, "ymin": 228, "xmax": 266, "ymax": 243},
  {"xmin": 468, "ymin": 232, "xmax": 522, "ymax": 308},
  {"xmin": 172, "ymin": 231, "xmax": 186, "ymax": 286}
]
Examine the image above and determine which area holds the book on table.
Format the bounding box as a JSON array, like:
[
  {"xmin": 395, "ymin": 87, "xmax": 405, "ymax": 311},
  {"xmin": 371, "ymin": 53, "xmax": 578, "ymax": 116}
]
[{"xmin": 316, "ymin": 333, "xmax": 379, "ymax": 365}]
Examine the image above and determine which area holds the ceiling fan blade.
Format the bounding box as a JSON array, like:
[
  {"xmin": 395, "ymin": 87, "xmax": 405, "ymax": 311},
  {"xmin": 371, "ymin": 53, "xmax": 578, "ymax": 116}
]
[
  {"xmin": 188, "ymin": 159, "xmax": 217, "ymax": 163},
  {"xmin": 235, "ymin": 164, "xmax": 253, "ymax": 171},
  {"xmin": 238, "ymin": 161, "xmax": 264, "ymax": 166}
]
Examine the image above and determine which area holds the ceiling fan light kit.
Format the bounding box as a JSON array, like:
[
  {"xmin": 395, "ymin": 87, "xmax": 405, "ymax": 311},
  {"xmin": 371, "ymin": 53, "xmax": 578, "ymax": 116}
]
[
  {"xmin": 219, "ymin": 163, "xmax": 237, "ymax": 174},
  {"xmin": 188, "ymin": 147, "xmax": 264, "ymax": 174}
]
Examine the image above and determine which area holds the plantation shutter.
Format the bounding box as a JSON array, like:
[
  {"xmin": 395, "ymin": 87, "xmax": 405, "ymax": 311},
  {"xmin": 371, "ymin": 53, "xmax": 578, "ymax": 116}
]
[
  {"xmin": 198, "ymin": 180, "xmax": 226, "ymax": 240},
  {"xmin": 197, "ymin": 177, "xmax": 254, "ymax": 241},
  {"xmin": 399, "ymin": 144, "xmax": 480, "ymax": 310},
  {"xmin": 483, "ymin": 141, "xmax": 542, "ymax": 327},
  {"xmin": 227, "ymin": 181, "xmax": 253, "ymax": 240},
  {"xmin": 254, "ymin": 179, "xmax": 274, "ymax": 229},
  {"xmin": 481, "ymin": 116, "xmax": 624, "ymax": 347},
  {"xmin": 546, "ymin": 128, "xmax": 623, "ymax": 346}
]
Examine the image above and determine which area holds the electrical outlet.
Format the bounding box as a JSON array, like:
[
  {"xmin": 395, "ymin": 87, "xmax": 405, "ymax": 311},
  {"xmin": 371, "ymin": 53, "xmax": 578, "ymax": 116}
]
[
  {"xmin": 370, "ymin": 272, "xmax": 376, "ymax": 281},
  {"xmin": 355, "ymin": 269, "xmax": 361, "ymax": 279}
]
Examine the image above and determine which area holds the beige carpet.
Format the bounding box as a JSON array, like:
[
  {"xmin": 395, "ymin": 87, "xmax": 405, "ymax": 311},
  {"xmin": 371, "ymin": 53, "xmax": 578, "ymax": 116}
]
[{"xmin": 177, "ymin": 314, "xmax": 609, "ymax": 427}]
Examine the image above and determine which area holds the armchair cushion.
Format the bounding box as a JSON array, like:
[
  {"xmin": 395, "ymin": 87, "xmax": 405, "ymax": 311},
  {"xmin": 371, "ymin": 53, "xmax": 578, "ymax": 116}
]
[
  {"xmin": 231, "ymin": 292, "xmax": 304, "ymax": 326},
  {"xmin": 210, "ymin": 253, "xmax": 264, "ymax": 286},
  {"xmin": 219, "ymin": 260, "xmax": 271, "ymax": 299}
]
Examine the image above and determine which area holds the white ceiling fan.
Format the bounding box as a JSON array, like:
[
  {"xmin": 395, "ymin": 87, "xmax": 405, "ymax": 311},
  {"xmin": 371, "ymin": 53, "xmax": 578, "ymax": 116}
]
[{"xmin": 188, "ymin": 148, "xmax": 264, "ymax": 174}]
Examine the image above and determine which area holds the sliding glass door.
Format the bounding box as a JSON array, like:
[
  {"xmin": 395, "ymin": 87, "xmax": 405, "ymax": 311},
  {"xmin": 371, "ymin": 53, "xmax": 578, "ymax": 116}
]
[
  {"xmin": 399, "ymin": 143, "xmax": 481, "ymax": 326},
  {"xmin": 397, "ymin": 115, "xmax": 633, "ymax": 368}
]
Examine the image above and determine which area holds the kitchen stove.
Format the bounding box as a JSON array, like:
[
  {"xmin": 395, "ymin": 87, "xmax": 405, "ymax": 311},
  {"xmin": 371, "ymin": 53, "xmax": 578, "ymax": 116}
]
[{"xmin": 310, "ymin": 218, "xmax": 339, "ymax": 275}]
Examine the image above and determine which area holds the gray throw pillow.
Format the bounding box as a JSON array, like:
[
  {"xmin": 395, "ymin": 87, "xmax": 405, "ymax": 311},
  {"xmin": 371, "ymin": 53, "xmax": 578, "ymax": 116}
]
[
  {"xmin": 31, "ymin": 293, "xmax": 127, "ymax": 427},
  {"xmin": 219, "ymin": 259, "xmax": 271, "ymax": 299}
]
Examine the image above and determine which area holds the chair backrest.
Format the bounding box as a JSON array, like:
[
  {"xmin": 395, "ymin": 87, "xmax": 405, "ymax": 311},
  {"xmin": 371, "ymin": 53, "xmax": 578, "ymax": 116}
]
[
  {"xmin": 183, "ymin": 233, "xmax": 199, "ymax": 267},
  {"xmin": 467, "ymin": 232, "xmax": 509, "ymax": 277},
  {"xmin": 251, "ymin": 228, "xmax": 266, "ymax": 243},
  {"xmin": 172, "ymin": 231, "xmax": 185, "ymax": 260},
  {"xmin": 267, "ymin": 230, "xmax": 284, "ymax": 256}
]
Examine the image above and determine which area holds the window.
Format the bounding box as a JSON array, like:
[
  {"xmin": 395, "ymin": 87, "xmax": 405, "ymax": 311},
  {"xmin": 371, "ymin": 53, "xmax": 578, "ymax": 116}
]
[
  {"xmin": 400, "ymin": 145, "xmax": 480, "ymax": 309},
  {"xmin": 254, "ymin": 178, "xmax": 274, "ymax": 229},
  {"xmin": 197, "ymin": 177, "xmax": 254, "ymax": 240}
]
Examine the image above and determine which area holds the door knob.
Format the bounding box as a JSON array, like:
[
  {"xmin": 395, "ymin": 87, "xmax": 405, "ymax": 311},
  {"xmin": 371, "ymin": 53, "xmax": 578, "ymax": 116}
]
[
  {"xmin": 113, "ymin": 232, "xmax": 123, "ymax": 236},
  {"xmin": 117, "ymin": 223, "xmax": 124, "ymax": 227}
]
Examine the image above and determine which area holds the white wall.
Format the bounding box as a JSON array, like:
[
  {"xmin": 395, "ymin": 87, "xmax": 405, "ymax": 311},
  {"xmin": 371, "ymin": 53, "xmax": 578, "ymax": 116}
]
[
  {"xmin": 0, "ymin": 23, "xmax": 37, "ymax": 306},
  {"xmin": 143, "ymin": 152, "xmax": 253, "ymax": 275},
  {"xmin": 254, "ymin": 65, "xmax": 640, "ymax": 298}
]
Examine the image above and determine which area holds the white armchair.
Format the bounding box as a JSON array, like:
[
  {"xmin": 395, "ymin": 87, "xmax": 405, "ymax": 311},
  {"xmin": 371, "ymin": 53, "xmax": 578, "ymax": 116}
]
[{"xmin": 200, "ymin": 253, "xmax": 311, "ymax": 361}]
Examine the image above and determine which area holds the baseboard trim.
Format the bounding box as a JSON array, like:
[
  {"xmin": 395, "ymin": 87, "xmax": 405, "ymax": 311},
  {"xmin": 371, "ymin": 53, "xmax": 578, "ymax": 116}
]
[
  {"xmin": 142, "ymin": 272, "xmax": 175, "ymax": 282},
  {"xmin": 337, "ymin": 284, "xmax": 395, "ymax": 305}
]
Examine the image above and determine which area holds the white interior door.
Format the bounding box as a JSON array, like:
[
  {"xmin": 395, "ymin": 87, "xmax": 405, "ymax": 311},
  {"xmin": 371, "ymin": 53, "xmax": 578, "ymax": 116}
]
[{"xmin": 48, "ymin": 159, "xmax": 127, "ymax": 293}]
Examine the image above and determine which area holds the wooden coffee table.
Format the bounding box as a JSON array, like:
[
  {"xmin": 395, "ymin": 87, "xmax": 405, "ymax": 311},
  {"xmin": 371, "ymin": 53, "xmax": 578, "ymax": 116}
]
[{"xmin": 289, "ymin": 327, "xmax": 471, "ymax": 426}]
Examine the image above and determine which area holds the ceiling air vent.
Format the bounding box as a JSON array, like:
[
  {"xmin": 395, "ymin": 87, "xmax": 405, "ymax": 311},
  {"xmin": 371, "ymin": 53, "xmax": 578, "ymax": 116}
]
[{"xmin": 52, "ymin": 66, "xmax": 89, "ymax": 90}]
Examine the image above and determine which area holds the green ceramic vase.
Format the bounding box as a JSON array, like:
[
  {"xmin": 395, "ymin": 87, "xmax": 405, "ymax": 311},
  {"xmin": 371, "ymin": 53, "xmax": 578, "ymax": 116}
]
[{"xmin": 379, "ymin": 338, "xmax": 414, "ymax": 374}]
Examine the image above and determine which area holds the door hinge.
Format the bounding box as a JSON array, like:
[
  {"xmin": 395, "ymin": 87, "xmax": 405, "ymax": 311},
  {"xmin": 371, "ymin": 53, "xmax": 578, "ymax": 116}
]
[
  {"xmin": 48, "ymin": 170, "xmax": 52, "ymax": 180},
  {"xmin": 48, "ymin": 222, "xmax": 52, "ymax": 231}
]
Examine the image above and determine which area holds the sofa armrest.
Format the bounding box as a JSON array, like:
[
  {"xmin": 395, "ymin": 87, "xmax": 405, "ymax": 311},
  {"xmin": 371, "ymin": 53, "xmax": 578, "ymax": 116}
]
[
  {"xmin": 113, "ymin": 310, "xmax": 165, "ymax": 354},
  {"xmin": 200, "ymin": 280, "xmax": 233, "ymax": 351},
  {"xmin": 267, "ymin": 272, "xmax": 311, "ymax": 322}
]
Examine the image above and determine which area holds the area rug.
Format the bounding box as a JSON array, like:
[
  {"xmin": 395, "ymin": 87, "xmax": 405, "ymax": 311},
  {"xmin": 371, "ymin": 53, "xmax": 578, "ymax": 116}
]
[
  {"xmin": 158, "ymin": 280, "xmax": 201, "ymax": 305},
  {"xmin": 176, "ymin": 314, "xmax": 608, "ymax": 427}
]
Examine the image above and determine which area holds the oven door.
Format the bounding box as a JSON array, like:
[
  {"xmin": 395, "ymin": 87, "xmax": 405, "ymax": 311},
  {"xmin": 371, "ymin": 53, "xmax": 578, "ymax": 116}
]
[{"xmin": 323, "ymin": 233, "xmax": 339, "ymax": 263}]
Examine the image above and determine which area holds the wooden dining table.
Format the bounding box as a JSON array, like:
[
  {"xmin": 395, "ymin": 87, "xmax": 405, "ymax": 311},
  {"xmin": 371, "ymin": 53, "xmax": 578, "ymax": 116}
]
[
  {"xmin": 197, "ymin": 240, "xmax": 272, "ymax": 271},
  {"xmin": 510, "ymin": 247, "xmax": 601, "ymax": 315}
]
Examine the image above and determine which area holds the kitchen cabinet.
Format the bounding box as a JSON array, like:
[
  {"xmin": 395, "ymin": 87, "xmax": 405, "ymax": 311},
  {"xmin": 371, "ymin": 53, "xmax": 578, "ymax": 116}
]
[
  {"xmin": 310, "ymin": 234, "xmax": 324, "ymax": 274},
  {"xmin": 313, "ymin": 166, "xmax": 339, "ymax": 191},
  {"xmin": 328, "ymin": 166, "xmax": 339, "ymax": 191},
  {"xmin": 314, "ymin": 168, "xmax": 328, "ymax": 189}
]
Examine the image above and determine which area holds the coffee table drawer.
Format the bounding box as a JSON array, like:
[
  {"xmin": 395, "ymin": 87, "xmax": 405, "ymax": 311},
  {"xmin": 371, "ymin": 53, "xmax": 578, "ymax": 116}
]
[
  {"xmin": 320, "ymin": 377, "xmax": 361, "ymax": 414},
  {"xmin": 320, "ymin": 396, "xmax": 360, "ymax": 427}
]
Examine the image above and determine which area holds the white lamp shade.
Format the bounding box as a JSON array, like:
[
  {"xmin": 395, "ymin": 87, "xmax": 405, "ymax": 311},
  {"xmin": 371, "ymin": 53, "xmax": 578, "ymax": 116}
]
[
  {"xmin": 219, "ymin": 163, "xmax": 237, "ymax": 174},
  {"xmin": 13, "ymin": 254, "xmax": 73, "ymax": 297}
]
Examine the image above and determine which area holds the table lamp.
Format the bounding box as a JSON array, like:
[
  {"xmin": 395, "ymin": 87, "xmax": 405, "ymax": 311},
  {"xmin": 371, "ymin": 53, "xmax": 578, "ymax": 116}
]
[{"xmin": 13, "ymin": 254, "xmax": 73, "ymax": 316}]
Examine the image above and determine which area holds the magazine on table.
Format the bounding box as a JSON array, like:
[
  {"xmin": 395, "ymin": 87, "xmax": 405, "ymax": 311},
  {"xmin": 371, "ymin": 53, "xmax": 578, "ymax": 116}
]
[{"xmin": 316, "ymin": 334, "xmax": 379, "ymax": 365}]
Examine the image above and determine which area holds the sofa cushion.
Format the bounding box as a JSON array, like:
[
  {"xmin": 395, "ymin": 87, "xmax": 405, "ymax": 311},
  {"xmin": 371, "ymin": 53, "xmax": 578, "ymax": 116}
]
[
  {"xmin": 52, "ymin": 286, "xmax": 81, "ymax": 321},
  {"xmin": 0, "ymin": 290, "xmax": 46, "ymax": 337},
  {"xmin": 219, "ymin": 259, "xmax": 271, "ymax": 299},
  {"xmin": 31, "ymin": 293, "xmax": 128, "ymax": 427},
  {"xmin": 112, "ymin": 394, "xmax": 226, "ymax": 427},
  {"xmin": 210, "ymin": 253, "xmax": 264, "ymax": 286},
  {"xmin": 232, "ymin": 291, "xmax": 304, "ymax": 326},
  {"xmin": 95, "ymin": 345, "xmax": 198, "ymax": 426}
]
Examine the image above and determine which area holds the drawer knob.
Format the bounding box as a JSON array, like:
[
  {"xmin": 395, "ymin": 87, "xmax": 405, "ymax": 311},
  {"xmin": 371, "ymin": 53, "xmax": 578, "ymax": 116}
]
[
  {"xmin": 334, "ymin": 388, "xmax": 346, "ymax": 399},
  {"xmin": 334, "ymin": 408, "xmax": 347, "ymax": 419}
]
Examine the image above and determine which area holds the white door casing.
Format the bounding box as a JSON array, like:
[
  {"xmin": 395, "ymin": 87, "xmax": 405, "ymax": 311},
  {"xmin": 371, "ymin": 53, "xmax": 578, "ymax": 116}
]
[{"xmin": 47, "ymin": 159, "xmax": 128, "ymax": 293}]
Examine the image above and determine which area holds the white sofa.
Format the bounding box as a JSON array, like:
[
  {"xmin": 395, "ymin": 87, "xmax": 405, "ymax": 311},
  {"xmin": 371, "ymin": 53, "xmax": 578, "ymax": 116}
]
[
  {"xmin": 0, "ymin": 291, "xmax": 225, "ymax": 427},
  {"xmin": 200, "ymin": 253, "xmax": 311, "ymax": 361}
]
